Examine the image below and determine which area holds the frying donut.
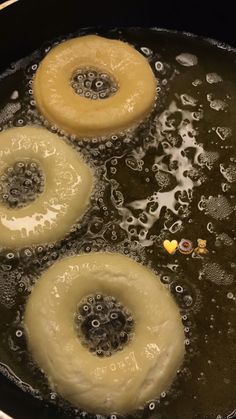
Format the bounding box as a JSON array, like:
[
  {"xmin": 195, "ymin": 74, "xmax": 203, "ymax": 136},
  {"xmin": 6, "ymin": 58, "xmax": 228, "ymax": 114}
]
[
  {"xmin": 24, "ymin": 252, "xmax": 185, "ymax": 414},
  {"xmin": 34, "ymin": 35, "xmax": 156, "ymax": 138},
  {"xmin": 0, "ymin": 127, "xmax": 94, "ymax": 247}
]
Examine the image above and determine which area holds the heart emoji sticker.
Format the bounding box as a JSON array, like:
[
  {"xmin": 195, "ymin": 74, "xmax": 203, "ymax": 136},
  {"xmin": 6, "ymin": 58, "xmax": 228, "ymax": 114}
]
[{"xmin": 163, "ymin": 239, "xmax": 178, "ymax": 254}]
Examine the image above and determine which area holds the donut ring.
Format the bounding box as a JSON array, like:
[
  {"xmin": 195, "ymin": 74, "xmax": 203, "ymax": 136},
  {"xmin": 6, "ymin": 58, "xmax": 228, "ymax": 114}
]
[
  {"xmin": 24, "ymin": 252, "xmax": 185, "ymax": 414},
  {"xmin": 0, "ymin": 127, "xmax": 94, "ymax": 248},
  {"xmin": 34, "ymin": 35, "xmax": 156, "ymax": 138}
]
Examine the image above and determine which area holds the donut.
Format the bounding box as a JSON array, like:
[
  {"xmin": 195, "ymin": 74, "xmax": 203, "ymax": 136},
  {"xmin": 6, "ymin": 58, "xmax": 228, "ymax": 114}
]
[
  {"xmin": 24, "ymin": 252, "xmax": 185, "ymax": 414},
  {"xmin": 0, "ymin": 127, "xmax": 94, "ymax": 248},
  {"xmin": 178, "ymin": 239, "xmax": 193, "ymax": 254},
  {"xmin": 33, "ymin": 35, "xmax": 156, "ymax": 138}
]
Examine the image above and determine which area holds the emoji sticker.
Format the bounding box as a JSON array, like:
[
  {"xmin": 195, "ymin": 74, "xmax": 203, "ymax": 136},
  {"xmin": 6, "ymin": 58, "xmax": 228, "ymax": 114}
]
[
  {"xmin": 163, "ymin": 239, "xmax": 178, "ymax": 254},
  {"xmin": 178, "ymin": 239, "xmax": 193, "ymax": 254},
  {"xmin": 194, "ymin": 239, "xmax": 209, "ymax": 256},
  {"xmin": 163, "ymin": 238, "xmax": 209, "ymax": 256}
]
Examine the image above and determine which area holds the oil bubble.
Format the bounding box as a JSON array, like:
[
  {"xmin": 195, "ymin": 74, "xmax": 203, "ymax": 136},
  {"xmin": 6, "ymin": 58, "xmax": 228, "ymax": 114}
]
[
  {"xmin": 0, "ymin": 102, "xmax": 21, "ymax": 124},
  {"xmin": 220, "ymin": 163, "xmax": 236, "ymax": 183},
  {"xmin": 206, "ymin": 73, "xmax": 222, "ymax": 84},
  {"xmin": 203, "ymin": 262, "xmax": 234, "ymax": 285},
  {"xmin": 205, "ymin": 195, "xmax": 233, "ymax": 220},
  {"xmin": 176, "ymin": 53, "xmax": 198, "ymax": 67},
  {"xmin": 216, "ymin": 126, "xmax": 232, "ymax": 141},
  {"xmin": 149, "ymin": 401, "xmax": 155, "ymax": 410}
]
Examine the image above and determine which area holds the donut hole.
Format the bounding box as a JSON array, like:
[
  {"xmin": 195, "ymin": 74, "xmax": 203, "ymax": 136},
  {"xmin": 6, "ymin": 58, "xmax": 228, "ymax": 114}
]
[
  {"xmin": 71, "ymin": 68, "xmax": 118, "ymax": 100},
  {"xmin": 0, "ymin": 159, "xmax": 45, "ymax": 208},
  {"xmin": 75, "ymin": 293, "xmax": 134, "ymax": 357}
]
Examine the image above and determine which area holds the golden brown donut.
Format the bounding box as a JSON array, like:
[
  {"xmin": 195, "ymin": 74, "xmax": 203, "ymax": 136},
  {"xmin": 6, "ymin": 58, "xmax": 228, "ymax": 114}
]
[{"xmin": 34, "ymin": 35, "xmax": 156, "ymax": 138}]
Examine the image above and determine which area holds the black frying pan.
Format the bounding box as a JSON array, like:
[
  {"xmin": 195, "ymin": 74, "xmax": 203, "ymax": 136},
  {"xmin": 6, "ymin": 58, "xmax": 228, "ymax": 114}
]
[{"xmin": 0, "ymin": 1, "xmax": 235, "ymax": 418}]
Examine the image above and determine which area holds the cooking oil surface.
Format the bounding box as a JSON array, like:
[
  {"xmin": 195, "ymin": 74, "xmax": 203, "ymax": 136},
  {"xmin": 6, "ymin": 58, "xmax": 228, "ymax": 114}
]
[{"xmin": 0, "ymin": 28, "xmax": 236, "ymax": 419}]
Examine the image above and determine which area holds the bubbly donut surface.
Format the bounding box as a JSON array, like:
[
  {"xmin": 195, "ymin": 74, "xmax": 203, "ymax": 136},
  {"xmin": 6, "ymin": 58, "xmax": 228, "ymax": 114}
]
[
  {"xmin": 24, "ymin": 252, "xmax": 185, "ymax": 414},
  {"xmin": 0, "ymin": 127, "xmax": 94, "ymax": 247},
  {"xmin": 34, "ymin": 35, "xmax": 156, "ymax": 138}
]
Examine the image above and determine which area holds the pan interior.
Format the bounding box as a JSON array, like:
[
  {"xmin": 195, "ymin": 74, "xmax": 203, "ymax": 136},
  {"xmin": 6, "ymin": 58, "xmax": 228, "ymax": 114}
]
[{"xmin": 0, "ymin": 28, "xmax": 235, "ymax": 419}]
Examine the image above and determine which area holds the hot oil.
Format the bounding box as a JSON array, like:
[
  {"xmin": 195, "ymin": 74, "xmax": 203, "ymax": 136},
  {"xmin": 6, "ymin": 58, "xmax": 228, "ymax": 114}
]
[{"xmin": 0, "ymin": 28, "xmax": 236, "ymax": 419}]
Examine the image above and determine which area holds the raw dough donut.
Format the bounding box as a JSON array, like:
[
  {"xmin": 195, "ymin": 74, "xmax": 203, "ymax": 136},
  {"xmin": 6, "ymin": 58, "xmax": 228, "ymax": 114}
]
[
  {"xmin": 0, "ymin": 127, "xmax": 94, "ymax": 247},
  {"xmin": 34, "ymin": 35, "xmax": 156, "ymax": 138},
  {"xmin": 24, "ymin": 252, "xmax": 185, "ymax": 414}
]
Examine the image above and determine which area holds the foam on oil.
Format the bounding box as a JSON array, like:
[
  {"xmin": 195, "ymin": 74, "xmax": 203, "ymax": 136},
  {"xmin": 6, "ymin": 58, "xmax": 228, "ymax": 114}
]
[{"xmin": 0, "ymin": 28, "xmax": 235, "ymax": 419}]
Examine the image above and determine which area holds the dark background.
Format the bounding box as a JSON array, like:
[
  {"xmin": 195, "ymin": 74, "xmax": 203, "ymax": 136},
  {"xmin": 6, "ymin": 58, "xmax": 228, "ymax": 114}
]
[
  {"xmin": 0, "ymin": 0, "xmax": 235, "ymax": 418},
  {"xmin": 0, "ymin": 0, "xmax": 236, "ymax": 72}
]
